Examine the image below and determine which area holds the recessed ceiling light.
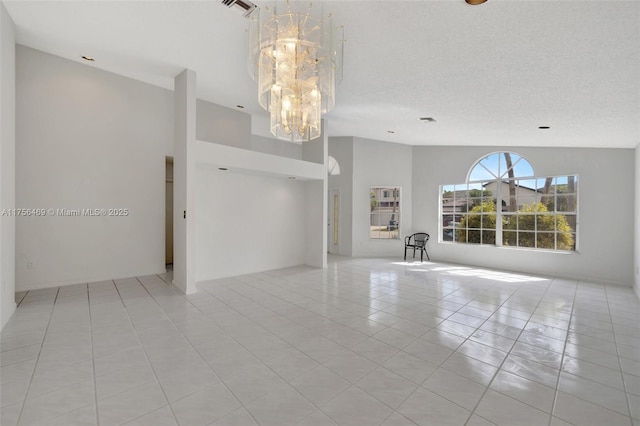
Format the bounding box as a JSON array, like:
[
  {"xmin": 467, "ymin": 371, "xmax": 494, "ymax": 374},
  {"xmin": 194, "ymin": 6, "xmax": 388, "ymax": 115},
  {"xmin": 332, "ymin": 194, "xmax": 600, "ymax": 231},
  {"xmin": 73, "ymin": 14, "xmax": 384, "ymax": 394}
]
[
  {"xmin": 218, "ymin": 167, "xmax": 228, "ymax": 171},
  {"xmin": 288, "ymin": 176, "xmax": 296, "ymax": 179},
  {"xmin": 538, "ymin": 126, "xmax": 551, "ymax": 129},
  {"xmin": 419, "ymin": 117, "xmax": 437, "ymax": 123},
  {"xmin": 81, "ymin": 56, "xmax": 95, "ymax": 62},
  {"xmin": 465, "ymin": 0, "xmax": 488, "ymax": 4},
  {"xmin": 236, "ymin": 105, "xmax": 245, "ymax": 109},
  {"xmin": 387, "ymin": 130, "xmax": 395, "ymax": 134}
]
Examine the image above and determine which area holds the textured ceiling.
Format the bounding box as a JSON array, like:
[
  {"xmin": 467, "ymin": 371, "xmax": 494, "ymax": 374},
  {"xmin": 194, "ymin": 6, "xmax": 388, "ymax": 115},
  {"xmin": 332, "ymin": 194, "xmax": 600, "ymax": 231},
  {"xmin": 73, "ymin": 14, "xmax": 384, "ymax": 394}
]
[{"xmin": 4, "ymin": 0, "xmax": 639, "ymax": 148}]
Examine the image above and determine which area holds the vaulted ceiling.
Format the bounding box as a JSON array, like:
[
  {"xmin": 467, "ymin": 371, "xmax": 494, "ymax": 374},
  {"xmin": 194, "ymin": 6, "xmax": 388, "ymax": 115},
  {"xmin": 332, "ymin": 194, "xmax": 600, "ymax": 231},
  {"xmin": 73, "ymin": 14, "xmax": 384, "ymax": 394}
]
[{"xmin": 4, "ymin": 0, "xmax": 639, "ymax": 148}]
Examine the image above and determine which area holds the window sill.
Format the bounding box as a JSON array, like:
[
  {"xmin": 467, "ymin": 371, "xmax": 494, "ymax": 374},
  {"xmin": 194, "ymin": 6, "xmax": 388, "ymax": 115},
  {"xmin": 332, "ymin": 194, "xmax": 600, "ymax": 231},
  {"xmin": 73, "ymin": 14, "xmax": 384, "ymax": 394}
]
[{"xmin": 438, "ymin": 241, "xmax": 578, "ymax": 254}]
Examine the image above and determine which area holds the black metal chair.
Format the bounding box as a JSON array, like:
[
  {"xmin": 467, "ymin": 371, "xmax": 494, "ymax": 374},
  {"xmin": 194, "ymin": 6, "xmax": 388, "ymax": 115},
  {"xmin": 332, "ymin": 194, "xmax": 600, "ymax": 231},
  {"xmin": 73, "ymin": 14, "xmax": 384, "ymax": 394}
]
[{"xmin": 404, "ymin": 233, "xmax": 430, "ymax": 262}]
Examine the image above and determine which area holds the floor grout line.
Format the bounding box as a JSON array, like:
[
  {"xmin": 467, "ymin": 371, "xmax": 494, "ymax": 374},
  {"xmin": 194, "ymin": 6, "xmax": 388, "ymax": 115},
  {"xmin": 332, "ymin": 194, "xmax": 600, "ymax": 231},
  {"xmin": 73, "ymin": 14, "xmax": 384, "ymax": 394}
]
[
  {"xmin": 2, "ymin": 258, "xmax": 638, "ymax": 426},
  {"xmin": 86, "ymin": 282, "xmax": 100, "ymax": 426},
  {"xmin": 14, "ymin": 287, "xmax": 60, "ymax": 426},
  {"xmin": 605, "ymin": 284, "xmax": 636, "ymax": 424},
  {"xmin": 111, "ymin": 278, "xmax": 182, "ymax": 426}
]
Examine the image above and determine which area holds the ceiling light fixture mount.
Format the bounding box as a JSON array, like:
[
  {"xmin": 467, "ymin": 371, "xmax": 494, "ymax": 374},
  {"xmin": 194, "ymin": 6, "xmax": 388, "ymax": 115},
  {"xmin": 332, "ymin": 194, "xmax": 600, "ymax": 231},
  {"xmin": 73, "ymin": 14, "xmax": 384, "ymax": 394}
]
[
  {"xmin": 248, "ymin": 0, "xmax": 344, "ymax": 142},
  {"xmin": 81, "ymin": 56, "xmax": 95, "ymax": 62},
  {"xmin": 465, "ymin": 0, "xmax": 488, "ymax": 5}
]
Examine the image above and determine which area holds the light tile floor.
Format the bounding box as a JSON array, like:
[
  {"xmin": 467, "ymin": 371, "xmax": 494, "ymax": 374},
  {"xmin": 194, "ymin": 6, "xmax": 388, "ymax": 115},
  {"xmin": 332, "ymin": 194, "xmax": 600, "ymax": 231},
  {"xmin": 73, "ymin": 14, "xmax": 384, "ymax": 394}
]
[{"xmin": 1, "ymin": 256, "xmax": 639, "ymax": 426}]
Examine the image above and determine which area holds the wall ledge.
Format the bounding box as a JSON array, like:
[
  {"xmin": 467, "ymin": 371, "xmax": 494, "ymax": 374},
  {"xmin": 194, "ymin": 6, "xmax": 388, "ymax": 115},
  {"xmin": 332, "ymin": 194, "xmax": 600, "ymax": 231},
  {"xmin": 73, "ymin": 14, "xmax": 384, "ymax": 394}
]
[{"xmin": 195, "ymin": 140, "xmax": 325, "ymax": 181}]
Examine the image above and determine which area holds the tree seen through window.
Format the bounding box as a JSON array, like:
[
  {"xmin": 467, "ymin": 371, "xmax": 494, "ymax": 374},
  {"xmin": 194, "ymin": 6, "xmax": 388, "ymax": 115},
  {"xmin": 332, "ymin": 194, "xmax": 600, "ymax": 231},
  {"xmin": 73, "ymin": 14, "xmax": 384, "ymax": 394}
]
[{"xmin": 442, "ymin": 152, "xmax": 577, "ymax": 251}]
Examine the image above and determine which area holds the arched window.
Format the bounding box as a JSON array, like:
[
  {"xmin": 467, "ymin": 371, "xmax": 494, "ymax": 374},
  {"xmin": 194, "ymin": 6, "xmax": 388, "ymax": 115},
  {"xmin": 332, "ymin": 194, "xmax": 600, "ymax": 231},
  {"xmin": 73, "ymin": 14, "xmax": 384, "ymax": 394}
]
[
  {"xmin": 468, "ymin": 152, "xmax": 534, "ymax": 182},
  {"xmin": 441, "ymin": 152, "xmax": 577, "ymax": 251},
  {"xmin": 328, "ymin": 155, "xmax": 341, "ymax": 176}
]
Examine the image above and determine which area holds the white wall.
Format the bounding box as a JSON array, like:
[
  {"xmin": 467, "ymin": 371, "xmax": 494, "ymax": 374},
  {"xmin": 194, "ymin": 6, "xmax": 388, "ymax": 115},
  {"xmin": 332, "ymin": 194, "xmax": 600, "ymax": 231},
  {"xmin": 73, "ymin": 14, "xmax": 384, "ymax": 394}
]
[
  {"xmin": 173, "ymin": 69, "xmax": 197, "ymax": 294},
  {"xmin": 0, "ymin": 2, "xmax": 16, "ymax": 329},
  {"xmin": 198, "ymin": 99, "xmax": 302, "ymax": 159},
  {"xmin": 352, "ymin": 137, "xmax": 413, "ymax": 257},
  {"xmin": 301, "ymin": 121, "xmax": 328, "ymax": 267},
  {"xmin": 328, "ymin": 137, "xmax": 354, "ymax": 256},
  {"xmin": 635, "ymin": 144, "xmax": 640, "ymax": 299},
  {"xmin": 195, "ymin": 167, "xmax": 307, "ymax": 281},
  {"xmin": 251, "ymin": 134, "xmax": 302, "ymax": 160},
  {"xmin": 413, "ymin": 146, "xmax": 635, "ymax": 286},
  {"xmin": 13, "ymin": 47, "xmax": 325, "ymax": 295},
  {"xmin": 15, "ymin": 46, "xmax": 173, "ymax": 290},
  {"xmin": 197, "ymin": 99, "xmax": 251, "ymax": 149},
  {"xmin": 192, "ymin": 138, "xmax": 325, "ymax": 282}
]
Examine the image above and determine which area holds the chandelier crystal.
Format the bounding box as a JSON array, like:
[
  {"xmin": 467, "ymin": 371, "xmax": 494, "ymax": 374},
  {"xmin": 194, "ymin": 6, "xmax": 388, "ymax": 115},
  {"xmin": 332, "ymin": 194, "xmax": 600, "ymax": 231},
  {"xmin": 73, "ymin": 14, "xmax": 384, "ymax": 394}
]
[{"xmin": 249, "ymin": 1, "xmax": 343, "ymax": 142}]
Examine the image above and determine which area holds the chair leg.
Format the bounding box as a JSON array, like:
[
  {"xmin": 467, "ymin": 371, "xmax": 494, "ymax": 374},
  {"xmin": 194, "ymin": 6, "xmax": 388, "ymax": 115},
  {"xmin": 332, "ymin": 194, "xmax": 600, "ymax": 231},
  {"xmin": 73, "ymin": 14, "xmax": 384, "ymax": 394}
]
[
  {"xmin": 420, "ymin": 248, "xmax": 423, "ymax": 262},
  {"xmin": 404, "ymin": 247, "xmax": 407, "ymax": 261},
  {"xmin": 425, "ymin": 248, "xmax": 430, "ymax": 261}
]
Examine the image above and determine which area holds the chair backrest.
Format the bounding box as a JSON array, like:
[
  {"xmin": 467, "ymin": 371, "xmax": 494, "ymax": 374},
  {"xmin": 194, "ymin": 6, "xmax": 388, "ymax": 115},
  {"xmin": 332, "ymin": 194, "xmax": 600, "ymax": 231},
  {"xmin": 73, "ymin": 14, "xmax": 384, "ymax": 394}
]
[{"xmin": 414, "ymin": 233, "xmax": 429, "ymax": 246}]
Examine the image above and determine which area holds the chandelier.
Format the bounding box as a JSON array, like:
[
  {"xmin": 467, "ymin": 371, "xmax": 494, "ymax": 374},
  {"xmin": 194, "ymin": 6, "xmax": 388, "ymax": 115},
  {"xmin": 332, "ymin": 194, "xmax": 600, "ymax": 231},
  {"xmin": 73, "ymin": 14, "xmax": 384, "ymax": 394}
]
[{"xmin": 249, "ymin": 1, "xmax": 343, "ymax": 142}]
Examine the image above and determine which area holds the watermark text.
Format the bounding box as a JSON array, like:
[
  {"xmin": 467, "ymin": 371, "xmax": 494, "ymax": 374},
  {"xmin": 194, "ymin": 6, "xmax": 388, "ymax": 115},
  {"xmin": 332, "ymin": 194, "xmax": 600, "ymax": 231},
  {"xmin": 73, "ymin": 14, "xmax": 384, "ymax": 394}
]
[{"xmin": 1, "ymin": 208, "xmax": 130, "ymax": 217}]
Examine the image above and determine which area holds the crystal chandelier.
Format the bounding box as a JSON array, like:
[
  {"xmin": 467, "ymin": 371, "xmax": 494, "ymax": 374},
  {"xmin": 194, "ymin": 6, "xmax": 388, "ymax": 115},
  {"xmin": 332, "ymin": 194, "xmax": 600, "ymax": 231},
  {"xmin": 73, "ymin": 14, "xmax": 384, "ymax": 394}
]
[{"xmin": 249, "ymin": 1, "xmax": 343, "ymax": 142}]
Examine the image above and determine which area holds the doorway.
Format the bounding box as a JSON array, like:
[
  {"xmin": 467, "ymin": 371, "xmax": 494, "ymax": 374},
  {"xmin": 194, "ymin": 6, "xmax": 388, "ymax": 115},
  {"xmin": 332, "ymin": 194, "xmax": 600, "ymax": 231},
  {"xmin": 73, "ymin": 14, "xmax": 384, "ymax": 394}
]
[{"xmin": 165, "ymin": 157, "xmax": 173, "ymax": 267}]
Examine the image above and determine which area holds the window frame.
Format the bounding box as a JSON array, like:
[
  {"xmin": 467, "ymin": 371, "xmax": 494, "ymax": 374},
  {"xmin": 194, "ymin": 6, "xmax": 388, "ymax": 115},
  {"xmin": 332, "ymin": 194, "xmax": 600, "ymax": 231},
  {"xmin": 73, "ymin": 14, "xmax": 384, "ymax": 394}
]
[
  {"xmin": 370, "ymin": 186, "xmax": 401, "ymax": 240},
  {"xmin": 440, "ymin": 153, "xmax": 578, "ymax": 252}
]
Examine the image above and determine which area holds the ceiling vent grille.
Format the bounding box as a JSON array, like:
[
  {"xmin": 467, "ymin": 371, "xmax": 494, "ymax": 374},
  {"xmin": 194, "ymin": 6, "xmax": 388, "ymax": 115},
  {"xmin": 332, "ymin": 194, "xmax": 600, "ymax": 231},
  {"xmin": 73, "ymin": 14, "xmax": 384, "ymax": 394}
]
[{"xmin": 221, "ymin": 0, "xmax": 257, "ymax": 18}]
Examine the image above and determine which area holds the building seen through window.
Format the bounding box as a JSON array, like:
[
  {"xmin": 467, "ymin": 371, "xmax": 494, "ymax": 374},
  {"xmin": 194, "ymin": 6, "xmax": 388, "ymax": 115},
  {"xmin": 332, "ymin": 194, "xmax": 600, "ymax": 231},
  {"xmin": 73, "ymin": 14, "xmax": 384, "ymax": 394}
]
[
  {"xmin": 441, "ymin": 152, "xmax": 577, "ymax": 251},
  {"xmin": 371, "ymin": 187, "xmax": 400, "ymax": 239}
]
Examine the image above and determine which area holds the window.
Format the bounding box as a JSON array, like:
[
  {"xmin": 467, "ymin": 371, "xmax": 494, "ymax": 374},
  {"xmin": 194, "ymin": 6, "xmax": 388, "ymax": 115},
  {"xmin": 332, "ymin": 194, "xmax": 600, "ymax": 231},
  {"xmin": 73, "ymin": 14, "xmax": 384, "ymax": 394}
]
[
  {"xmin": 441, "ymin": 152, "xmax": 577, "ymax": 251},
  {"xmin": 371, "ymin": 187, "xmax": 400, "ymax": 239}
]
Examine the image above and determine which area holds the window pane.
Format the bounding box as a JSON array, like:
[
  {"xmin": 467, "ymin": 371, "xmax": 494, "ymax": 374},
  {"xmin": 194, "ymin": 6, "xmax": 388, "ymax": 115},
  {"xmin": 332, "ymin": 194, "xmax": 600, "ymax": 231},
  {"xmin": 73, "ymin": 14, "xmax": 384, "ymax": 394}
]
[
  {"xmin": 556, "ymin": 194, "xmax": 576, "ymax": 212},
  {"xmin": 482, "ymin": 214, "xmax": 496, "ymax": 230},
  {"xmin": 455, "ymin": 227, "xmax": 466, "ymax": 243},
  {"xmin": 558, "ymin": 233, "xmax": 576, "ymax": 251},
  {"xmin": 562, "ymin": 214, "xmax": 577, "ymax": 233},
  {"xmin": 467, "ymin": 229, "xmax": 481, "ymax": 244},
  {"xmin": 458, "ymin": 214, "xmax": 468, "ymax": 226},
  {"xmin": 503, "ymin": 213, "xmax": 516, "ymax": 232},
  {"xmin": 498, "ymin": 153, "xmax": 509, "ymax": 178},
  {"xmin": 370, "ymin": 226, "xmax": 379, "ymax": 239},
  {"xmin": 467, "ymin": 197, "xmax": 483, "ymax": 210},
  {"xmin": 518, "ymin": 213, "xmax": 535, "ymax": 231},
  {"xmin": 519, "ymin": 232, "xmax": 535, "ymax": 248},
  {"xmin": 513, "ymin": 159, "xmax": 534, "ymax": 178},
  {"xmin": 482, "ymin": 230, "xmax": 496, "ymax": 245},
  {"xmin": 503, "ymin": 231, "xmax": 517, "ymax": 246},
  {"xmin": 537, "ymin": 232, "xmax": 556, "ymax": 249},
  {"xmin": 536, "ymin": 214, "xmax": 555, "ymax": 232},
  {"xmin": 468, "ymin": 213, "xmax": 481, "ymax": 230},
  {"xmin": 469, "ymin": 186, "xmax": 484, "ymax": 195},
  {"xmin": 516, "ymin": 179, "xmax": 539, "ymax": 209},
  {"xmin": 370, "ymin": 214, "xmax": 379, "ymax": 238},
  {"xmin": 440, "ymin": 158, "xmax": 576, "ymax": 252},
  {"xmin": 442, "ymin": 221, "xmax": 454, "ymax": 241},
  {"xmin": 371, "ymin": 187, "xmax": 400, "ymax": 239},
  {"xmin": 469, "ymin": 155, "xmax": 498, "ymax": 181}
]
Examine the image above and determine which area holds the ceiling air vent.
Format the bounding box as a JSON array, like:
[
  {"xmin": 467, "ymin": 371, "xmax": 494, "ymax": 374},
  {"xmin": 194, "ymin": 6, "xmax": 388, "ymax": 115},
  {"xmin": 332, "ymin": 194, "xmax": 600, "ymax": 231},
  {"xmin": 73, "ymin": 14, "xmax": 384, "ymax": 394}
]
[{"xmin": 221, "ymin": 0, "xmax": 257, "ymax": 18}]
